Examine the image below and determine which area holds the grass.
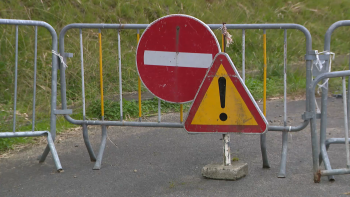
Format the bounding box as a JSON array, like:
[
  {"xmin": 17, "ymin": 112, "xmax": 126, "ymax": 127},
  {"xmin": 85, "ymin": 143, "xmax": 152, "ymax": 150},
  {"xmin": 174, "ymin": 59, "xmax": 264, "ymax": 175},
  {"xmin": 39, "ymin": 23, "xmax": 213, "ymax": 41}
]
[
  {"xmin": 87, "ymin": 98, "xmax": 190, "ymax": 121},
  {"xmin": 1, "ymin": 0, "xmax": 350, "ymax": 150}
]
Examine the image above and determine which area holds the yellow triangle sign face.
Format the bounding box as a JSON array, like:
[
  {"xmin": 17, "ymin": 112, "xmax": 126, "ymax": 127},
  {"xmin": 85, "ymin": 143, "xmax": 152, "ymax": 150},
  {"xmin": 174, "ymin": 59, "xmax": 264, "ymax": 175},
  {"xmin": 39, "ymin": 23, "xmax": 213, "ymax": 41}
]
[
  {"xmin": 191, "ymin": 64, "xmax": 258, "ymax": 125},
  {"xmin": 184, "ymin": 53, "xmax": 267, "ymax": 134}
]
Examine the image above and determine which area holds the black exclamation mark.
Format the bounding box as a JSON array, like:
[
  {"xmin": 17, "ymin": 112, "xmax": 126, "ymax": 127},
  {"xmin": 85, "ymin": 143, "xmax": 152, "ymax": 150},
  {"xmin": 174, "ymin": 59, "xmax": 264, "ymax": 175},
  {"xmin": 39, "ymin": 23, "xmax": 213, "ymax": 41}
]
[{"xmin": 218, "ymin": 77, "xmax": 227, "ymax": 121}]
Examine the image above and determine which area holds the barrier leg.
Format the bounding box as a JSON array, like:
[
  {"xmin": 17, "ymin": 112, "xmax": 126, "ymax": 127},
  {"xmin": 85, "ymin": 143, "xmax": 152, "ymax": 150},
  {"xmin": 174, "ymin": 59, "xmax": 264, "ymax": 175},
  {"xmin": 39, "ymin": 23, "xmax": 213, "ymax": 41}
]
[
  {"xmin": 38, "ymin": 145, "xmax": 51, "ymax": 163},
  {"xmin": 320, "ymin": 144, "xmax": 334, "ymax": 181},
  {"xmin": 260, "ymin": 133, "xmax": 270, "ymax": 168},
  {"xmin": 278, "ymin": 29, "xmax": 288, "ymax": 178},
  {"xmin": 46, "ymin": 132, "xmax": 63, "ymax": 172},
  {"xmin": 278, "ymin": 131, "xmax": 288, "ymax": 177},
  {"xmin": 260, "ymin": 29, "xmax": 270, "ymax": 169},
  {"xmin": 319, "ymin": 79, "xmax": 334, "ymax": 181},
  {"xmin": 93, "ymin": 125, "xmax": 107, "ymax": 170},
  {"xmin": 83, "ymin": 124, "xmax": 97, "ymax": 161}
]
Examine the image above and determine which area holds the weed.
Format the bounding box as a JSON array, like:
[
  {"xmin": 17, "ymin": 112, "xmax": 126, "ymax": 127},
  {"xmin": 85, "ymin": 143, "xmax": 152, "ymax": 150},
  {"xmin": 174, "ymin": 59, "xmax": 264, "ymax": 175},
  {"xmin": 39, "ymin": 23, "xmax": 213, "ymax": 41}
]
[
  {"xmin": 232, "ymin": 157, "xmax": 239, "ymax": 162},
  {"xmin": 87, "ymin": 98, "xmax": 190, "ymax": 120}
]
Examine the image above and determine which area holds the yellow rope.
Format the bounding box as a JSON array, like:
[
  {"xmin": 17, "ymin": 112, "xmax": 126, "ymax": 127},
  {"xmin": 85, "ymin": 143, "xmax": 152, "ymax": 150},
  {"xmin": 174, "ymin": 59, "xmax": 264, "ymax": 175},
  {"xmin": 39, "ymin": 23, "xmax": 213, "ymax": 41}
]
[{"xmin": 99, "ymin": 32, "xmax": 104, "ymax": 117}]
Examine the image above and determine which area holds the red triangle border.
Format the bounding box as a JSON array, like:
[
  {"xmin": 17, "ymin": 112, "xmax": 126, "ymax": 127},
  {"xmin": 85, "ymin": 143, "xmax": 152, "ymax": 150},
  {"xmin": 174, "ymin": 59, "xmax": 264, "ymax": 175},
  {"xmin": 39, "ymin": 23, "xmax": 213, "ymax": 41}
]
[{"xmin": 184, "ymin": 53, "xmax": 267, "ymax": 134}]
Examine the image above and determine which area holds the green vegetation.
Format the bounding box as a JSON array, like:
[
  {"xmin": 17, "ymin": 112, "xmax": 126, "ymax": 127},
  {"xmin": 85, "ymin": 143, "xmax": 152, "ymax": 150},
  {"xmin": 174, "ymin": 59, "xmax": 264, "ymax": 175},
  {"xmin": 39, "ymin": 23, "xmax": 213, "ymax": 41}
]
[
  {"xmin": 1, "ymin": 0, "xmax": 350, "ymax": 150},
  {"xmin": 88, "ymin": 98, "xmax": 190, "ymax": 120}
]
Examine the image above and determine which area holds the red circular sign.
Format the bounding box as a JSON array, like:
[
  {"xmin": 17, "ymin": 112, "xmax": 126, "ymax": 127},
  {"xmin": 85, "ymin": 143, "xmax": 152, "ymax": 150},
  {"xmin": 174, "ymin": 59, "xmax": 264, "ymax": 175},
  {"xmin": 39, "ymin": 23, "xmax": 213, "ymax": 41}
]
[{"xmin": 136, "ymin": 14, "xmax": 220, "ymax": 103}]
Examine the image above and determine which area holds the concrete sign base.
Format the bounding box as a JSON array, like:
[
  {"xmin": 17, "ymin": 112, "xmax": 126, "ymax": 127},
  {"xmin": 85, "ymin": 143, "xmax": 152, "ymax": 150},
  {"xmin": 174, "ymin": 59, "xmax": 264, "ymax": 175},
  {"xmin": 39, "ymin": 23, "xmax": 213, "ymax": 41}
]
[{"xmin": 202, "ymin": 162, "xmax": 248, "ymax": 181}]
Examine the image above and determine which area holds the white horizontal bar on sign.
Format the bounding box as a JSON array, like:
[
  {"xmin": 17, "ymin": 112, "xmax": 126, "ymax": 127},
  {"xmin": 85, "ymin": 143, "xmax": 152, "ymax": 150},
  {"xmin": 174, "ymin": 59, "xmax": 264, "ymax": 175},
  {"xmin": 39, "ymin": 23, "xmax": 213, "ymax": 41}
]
[{"xmin": 144, "ymin": 50, "xmax": 213, "ymax": 68}]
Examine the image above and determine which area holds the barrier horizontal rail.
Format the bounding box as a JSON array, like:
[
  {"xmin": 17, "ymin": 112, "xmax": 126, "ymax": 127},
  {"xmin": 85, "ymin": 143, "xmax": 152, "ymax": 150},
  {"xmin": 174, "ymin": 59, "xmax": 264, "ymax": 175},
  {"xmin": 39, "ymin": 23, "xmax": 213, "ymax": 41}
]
[{"xmin": 0, "ymin": 19, "xmax": 62, "ymax": 171}]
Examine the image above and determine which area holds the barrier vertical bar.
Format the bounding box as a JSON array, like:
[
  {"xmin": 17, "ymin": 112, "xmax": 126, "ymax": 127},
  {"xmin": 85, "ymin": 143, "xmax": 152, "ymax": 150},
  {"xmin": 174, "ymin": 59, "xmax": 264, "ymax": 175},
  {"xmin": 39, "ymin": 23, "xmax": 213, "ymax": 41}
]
[
  {"xmin": 261, "ymin": 29, "xmax": 270, "ymax": 168},
  {"xmin": 283, "ymin": 29, "xmax": 287, "ymax": 129},
  {"xmin": 32, "ymin": 26, "xmax": 38, "ymax": 132},
  {"xmin": 39, "ymin": 19, "xmax": 61, "ymax": 164},
  {"xmin": 263, "ymin": 29, "xmax": 267, "ymax": 115},
  {"xmin": 319, "ymin": 53, "xmax": 331, "ymax": 181},
  {"xmin": 137, "ymin": 29, "xmax": 141, "ymax": 122},
  {"xmin": 80, "ymin": 29, "xmax": 86, "ymax": 121},
  {"xmin": 158, "ymin": 99, "xmax": 161, "ymax": 123},
  {"xmin": 342, "ymin": 77, "xmax": 350, "ymax": 168},
  {"xmin": 348, "ymin": 53, "xmax": 350, "ymax": 151},
  {"xmin": 278, "ymin": 29, "xmax": 288, "ymax": 178},
  {"xmin": 348, "ymin": 52, "xmax": 350, "ymax": 142},
  {"xmin": 94, "ymin": 29, "xmax": 107, "ymax": 170},
  {"xmin": 118, "ymin": 30, "xmax": 123, "ymax": 121},
  {"xmin": 12, "ymin": 25, "xmax": 18, "ymax": 133},
  {"xmin": 81, "ymin": 28, "xmax": 96, "ymax": 161},
  {"xmin": 242, "ymin": 29, "xmax": 245, "ymax": 82}
]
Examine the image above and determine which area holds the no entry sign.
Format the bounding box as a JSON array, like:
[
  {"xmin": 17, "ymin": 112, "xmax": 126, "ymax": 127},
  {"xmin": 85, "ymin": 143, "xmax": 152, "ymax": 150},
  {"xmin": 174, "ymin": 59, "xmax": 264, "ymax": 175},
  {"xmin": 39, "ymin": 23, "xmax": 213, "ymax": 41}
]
[{"xmin": 136, "ymin": 14, "xmax": 220, "ymax": 103}]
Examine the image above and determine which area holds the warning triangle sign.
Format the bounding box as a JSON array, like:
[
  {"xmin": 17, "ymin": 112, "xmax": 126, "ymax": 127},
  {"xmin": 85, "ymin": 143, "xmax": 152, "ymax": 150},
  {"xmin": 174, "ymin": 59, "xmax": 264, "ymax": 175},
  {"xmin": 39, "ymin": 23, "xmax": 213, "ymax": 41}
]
[{"xmin": 184, "ymin": 53, "xmax": 267, "ymax": 134}]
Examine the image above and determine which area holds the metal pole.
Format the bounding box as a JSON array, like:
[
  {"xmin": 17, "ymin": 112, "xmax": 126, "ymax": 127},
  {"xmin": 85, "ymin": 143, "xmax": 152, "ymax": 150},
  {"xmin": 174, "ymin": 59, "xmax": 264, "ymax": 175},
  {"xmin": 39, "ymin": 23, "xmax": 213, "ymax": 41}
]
[
  {"xmin": 222, "ymin": 25, "xmax": 231, "ymax": 166},
  {"xmin": 118, "ymin": 30, "xmax": 123, "ymax": 121},
  {"xmin": 261, "ymin": 29, "xmax": 270, "ymax": 168},
  {"xmin": 80, "ymin": 29, "xmax": 86, "ymax": 121},
  {"xmin": 12, "ymin": 25, "xmax": 18, "ymax": 133},
  {"xmin": 278, "ymin": 29, "xmax": 288, "ymax": 178},
  {"xmin": 223, "ymin": 134, "xmax": 231, "ymax": 166},
  {"xmin": 263, "ymin": 29, "xmax": 267, "ymax": 115},
  {"xmin": 95, "ymin": 29, "xmax": 107, "ymax": 170},
  {"xmin": 39, "ymin": 19, "xmax": 60, "ymax": 162},
  {"xmin": 81, "ymin": 29, "xmax": 96, "ymax": 161},
  {"xmin": 348, "ymin": 51, "xmax": 350, "ymax": 151},
  {"xmin": 32, "ymin": 26, "xmax": 37, "ymax": 132},
  {"xmin": 158, "ymin": 98, "xmax": 161, "ymax": 123},
  {"xmin": 342, "ymin": 77, "xmax": 350, "ymax": 168},
  {"xmin": 242, "ymin": 29, "xmax": 245, "ymax": 82},
  {"xmin": 137, "ymin": 29, "xmax": 142, "ymax": 122}
]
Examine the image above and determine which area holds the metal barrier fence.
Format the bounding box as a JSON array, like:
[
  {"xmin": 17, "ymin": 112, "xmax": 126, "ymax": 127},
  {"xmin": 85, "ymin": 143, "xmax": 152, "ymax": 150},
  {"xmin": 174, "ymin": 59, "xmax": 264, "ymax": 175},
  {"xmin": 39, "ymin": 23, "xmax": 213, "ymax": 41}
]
[
  {"xmin": 57, "ymin": 23, "xmax": 313, "ymax": 175},
  {"xmin": 0, "ymin": 19, "xmax": 62, "ymax": 171},
  {"xmin": 309, "ymin": 20, "xmax": 350, "ymax": 183}
]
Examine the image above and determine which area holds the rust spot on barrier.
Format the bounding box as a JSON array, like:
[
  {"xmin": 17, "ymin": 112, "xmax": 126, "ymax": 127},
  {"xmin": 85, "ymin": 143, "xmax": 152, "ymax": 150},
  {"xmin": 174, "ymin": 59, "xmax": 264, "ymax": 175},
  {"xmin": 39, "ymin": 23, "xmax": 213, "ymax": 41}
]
[
  {"xmin": 119, "ymin": 24, "xmax": 125, "ymax": 29},
  {"xmin": 314, "ymin": 170, "xmax": 321, "ymax": 183}
]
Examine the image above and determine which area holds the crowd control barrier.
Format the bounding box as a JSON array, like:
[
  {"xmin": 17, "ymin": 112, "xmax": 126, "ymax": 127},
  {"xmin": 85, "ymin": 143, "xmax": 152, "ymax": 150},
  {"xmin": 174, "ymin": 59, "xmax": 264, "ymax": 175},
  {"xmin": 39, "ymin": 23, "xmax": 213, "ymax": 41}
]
[
  {"xmin": 309, "ymin": 20, "xmax": 350, "ymax": 183},
  {"xmin": 0, "ymin": 19, "xmax": 62, "ymax": 171},
  {"xmin": 57, "ymin": 22, "xmax": 313, "ymax": 177},
  {"xmin": 4, "ymin": 18, "xmax": 350, "ymax": 183}
]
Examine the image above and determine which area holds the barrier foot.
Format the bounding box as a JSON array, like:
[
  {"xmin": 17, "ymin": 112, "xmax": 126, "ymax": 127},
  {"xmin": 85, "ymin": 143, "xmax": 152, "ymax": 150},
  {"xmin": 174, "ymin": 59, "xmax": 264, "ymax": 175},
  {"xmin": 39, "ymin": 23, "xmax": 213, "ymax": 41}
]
[
  {"xmin": 93, "ymin": 125, "xmax": 107, "ymax": 170},
  {"xmin": 38, "ymin": 132, "xmax": 63, "ymax": 172},
  {"xmin": 46, "ymin": 132, "xmax": 63, "ymax": 172},
  {"xmin": 82, "ymin": 124, "xmax": 97, "ymax": 162},
  {"xmin": 319, "ymin": 144, "xmax": 335, "ymax": 181},
  {"xmin": 260, "ymin": 133, "xmax": 270, "ymax": 168},
  {"xmin": 278, "ymin": 131, "xmax": 288, "ymax": 178}
]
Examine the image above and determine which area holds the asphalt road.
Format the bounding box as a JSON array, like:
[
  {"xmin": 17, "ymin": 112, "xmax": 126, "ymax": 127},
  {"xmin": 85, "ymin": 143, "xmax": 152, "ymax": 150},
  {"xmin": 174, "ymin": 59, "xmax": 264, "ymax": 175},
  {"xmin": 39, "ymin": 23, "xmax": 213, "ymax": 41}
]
[{"xmin": 1, "ymin": 97, "xmax": 350, "ymax": 197}]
